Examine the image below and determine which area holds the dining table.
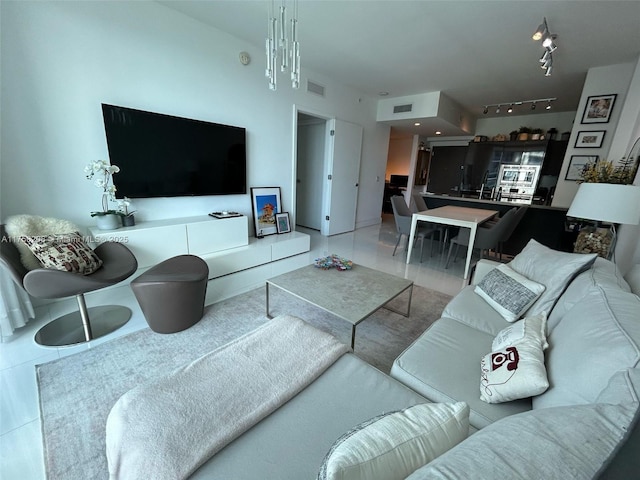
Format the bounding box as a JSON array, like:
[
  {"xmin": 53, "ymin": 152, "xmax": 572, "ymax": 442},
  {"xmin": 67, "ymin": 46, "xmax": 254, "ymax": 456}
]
[{"xmin": 406, "ymin": 205, "xmax": 499, "ymax": 279}]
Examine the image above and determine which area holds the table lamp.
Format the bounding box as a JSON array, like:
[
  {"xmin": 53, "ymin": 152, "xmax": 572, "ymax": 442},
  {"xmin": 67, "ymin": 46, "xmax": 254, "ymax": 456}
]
[{"xmin": 567, "ymin": 183, "xmax": 640, "ymax": 259}]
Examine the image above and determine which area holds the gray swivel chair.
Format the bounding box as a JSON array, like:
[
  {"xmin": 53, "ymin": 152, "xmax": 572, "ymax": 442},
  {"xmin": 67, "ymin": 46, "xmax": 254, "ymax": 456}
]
[
  {"xmin": 390, "ymin": 196, "xmax": 439, "ymax": 261},
  {"xmin": 445, "ymin": 208, "xmax": 516, "ymax": 268},
  {"xmin": 0, "ymin": 225, "xmax": 138, "ymax": 346}
]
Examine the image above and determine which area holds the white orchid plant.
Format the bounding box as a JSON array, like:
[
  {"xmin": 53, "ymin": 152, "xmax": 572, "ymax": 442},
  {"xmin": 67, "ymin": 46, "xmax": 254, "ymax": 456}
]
[
  {"xmin": 84, "ymin": 160, "xmax": 122, "ymax": 216},
  {"xmin": 117, "ymin": 196, "xmax": 135, "ymax": 217}
]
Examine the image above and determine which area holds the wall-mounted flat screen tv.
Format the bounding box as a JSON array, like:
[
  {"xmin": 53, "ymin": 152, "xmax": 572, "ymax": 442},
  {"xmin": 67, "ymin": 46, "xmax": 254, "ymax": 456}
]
[{"xmin": 102, "ymin": 104, "xmax": 246, "ymax": 198}]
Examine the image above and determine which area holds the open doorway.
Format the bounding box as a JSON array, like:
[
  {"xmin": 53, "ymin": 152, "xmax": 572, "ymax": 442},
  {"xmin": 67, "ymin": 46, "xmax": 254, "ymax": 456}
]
[{"xmin": 296, "ymin": 112, "xmax": 328, "ymax": 231}]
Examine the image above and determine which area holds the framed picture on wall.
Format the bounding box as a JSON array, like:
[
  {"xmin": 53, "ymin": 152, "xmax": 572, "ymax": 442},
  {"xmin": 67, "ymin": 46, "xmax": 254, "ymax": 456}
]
[
  {"xmin": 565, "ymin": 155, "xmax": 598, "ymax": 181},
  {"xmin": 250, "ymin": 187, "xmax": 282, "ymax": 237},
  {"xmin": 275, "ymin": 212, "xmax": 291, "ymax": 234},
  {"xmin": 581, "ymin": 94, "xmax": 617, "ymax": 124},
  {"xmin": 574, "ymin": 130, "xmax": 605, "ymax": 148}
]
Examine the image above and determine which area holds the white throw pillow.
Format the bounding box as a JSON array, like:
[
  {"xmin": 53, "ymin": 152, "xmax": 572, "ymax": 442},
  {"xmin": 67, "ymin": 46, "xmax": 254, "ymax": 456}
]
[
  {"xmin": 318, "ymin": 402, "xmax": 469, "ymax": 480},
  {"xmin": 508, "ymin": 239, "xmax": 597, "ymax": 316},
  {"xmin": 491, "ymin": 312, "xmax": 548, "ymax": 352},
  {"xmin": 475, "ymin": 264, "xmax": 545, "ymax": 322},
  {"xmin": 480, "ymin": 340, "xmax": 549, "ymax": 404}
]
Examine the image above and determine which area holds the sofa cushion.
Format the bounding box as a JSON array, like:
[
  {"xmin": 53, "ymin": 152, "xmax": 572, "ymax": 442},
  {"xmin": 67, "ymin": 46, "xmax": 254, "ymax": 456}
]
[
  {"xmin": 508, "ymin": 239, "xmax": 597, "ymax": 316},
  {"xmin": 597, "ymin": 369, "xmax": 640, "ymax": 405},
  {"xmin": 441, "ymin": 286, "xmax": 509, "ymax": 336},
  {"xmin": 318, "ymin": 402, "xmax": 469, "ymax": 480},
  {"xmin": 475, "ymin": 264, "xmax": 545, "ymax": 322},
  {"xmin": 405, "ymin": 402, "xmax": 637, "ymax": 480},
  {"xmin": 533, "ymin": 287, "xmax": 640, "ymax": 409},
  {"xmin": 391, "ymin": 319, "xmax": 531, "ymax": 429},
  {"xmin": 548, "ymin": 257, "xmax": 630, "ymax": 331}
]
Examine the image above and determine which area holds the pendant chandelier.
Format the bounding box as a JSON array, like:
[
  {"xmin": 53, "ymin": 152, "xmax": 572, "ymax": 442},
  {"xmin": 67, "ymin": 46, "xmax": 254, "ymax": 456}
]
[{"xmin": 266, "ymin": 0, "xmax": 300, "ymax": 90}]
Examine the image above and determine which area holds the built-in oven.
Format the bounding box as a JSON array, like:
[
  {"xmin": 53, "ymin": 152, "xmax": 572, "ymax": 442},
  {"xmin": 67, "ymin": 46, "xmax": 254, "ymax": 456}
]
[{"xmin": 496, "ymin": 164, "xmax": 541, "ymax": 204}]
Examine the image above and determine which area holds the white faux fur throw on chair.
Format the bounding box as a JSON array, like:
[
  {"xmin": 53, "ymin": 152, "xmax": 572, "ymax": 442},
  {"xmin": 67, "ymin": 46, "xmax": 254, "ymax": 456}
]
[{"xmin": 5, "ymin": 214, "xmax": 80, "ymax": 270}]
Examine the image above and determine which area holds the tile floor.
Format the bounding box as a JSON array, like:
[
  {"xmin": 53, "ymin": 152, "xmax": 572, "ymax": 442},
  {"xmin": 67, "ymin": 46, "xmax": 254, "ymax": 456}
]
[{"xmin": 0, "ymin": 214, "xmax": 471, "ymax": 479}]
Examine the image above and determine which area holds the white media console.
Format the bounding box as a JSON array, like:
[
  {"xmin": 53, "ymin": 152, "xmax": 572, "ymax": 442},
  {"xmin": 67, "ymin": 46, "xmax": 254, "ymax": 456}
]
[{"xmin": 89, "ymin": 215, "xmax": 311, "ymax": 304}]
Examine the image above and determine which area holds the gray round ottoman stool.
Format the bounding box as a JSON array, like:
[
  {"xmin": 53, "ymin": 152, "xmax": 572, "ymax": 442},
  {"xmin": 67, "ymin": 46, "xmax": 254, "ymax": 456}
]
[{"xmin": 131, "ymin": 254, "xmax": 209, "ymax": 333}]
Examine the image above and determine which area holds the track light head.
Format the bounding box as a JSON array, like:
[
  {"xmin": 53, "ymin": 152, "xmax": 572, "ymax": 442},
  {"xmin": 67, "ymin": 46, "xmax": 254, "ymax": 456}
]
[
  {"xmin": 531, "ymin": 102, "xmax": 536, "ymax": 110},
  {"xmin": 532, "ymin": 18, "xmax": 547, "ymax": 41},
  {"xmin": 546, "ymin": 100, "xmax": 552, "ymax": 109},
  {"xmin": 495, "ymin": 105, "xmax": 501, "ymax": 114},
  {"xmin": 507, "ymin": 105, "xmax": 513, "ymax": 113},
  {"xmin": 483, "ymin": 106, "xmax": 488, "ymax": 114},
  {"xmin": 541, "ymin": 58, "xmax": 552, "ymax": 69},
  {"xmin": 545, "ymin": 65, "xmax": 553, "ymax": 77}
]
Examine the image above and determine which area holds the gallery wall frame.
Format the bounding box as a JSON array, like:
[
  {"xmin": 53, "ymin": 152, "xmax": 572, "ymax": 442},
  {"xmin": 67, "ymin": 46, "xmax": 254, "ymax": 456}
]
[
  {"xmin": 565, "ymin": 155, "xmax": 598, "ymax": 181},
  {"xmin": 250, "ymin": 187, "xmax": 282, "ymax": 237},
  {"xmin": 575, "ymin": 130, "xmax": 606, "ymax": 148},
  {"xmin": 581, "ymin": 94, "xmax": 616, "ymax": 124}
]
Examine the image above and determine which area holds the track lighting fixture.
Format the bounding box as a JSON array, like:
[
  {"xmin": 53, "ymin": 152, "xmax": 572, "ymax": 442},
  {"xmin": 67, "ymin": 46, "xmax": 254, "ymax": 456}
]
[
  {"xmin": 481, "ymin": 98, "xmax": 556, "ymax": 115},
  {"xmin": 532, "ymin": 17, "xmax": 557, "ymax": 76}
]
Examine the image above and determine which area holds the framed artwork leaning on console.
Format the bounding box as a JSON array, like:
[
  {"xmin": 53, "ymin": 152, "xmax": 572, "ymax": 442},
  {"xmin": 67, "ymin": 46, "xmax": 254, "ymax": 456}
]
[
  {"xmin": 251, "ymin": 187, "xmax": 282, "ymax": 237},
  {"xmin": 276, "ymin": 212, "xmax": 291, "ymax": 234}
]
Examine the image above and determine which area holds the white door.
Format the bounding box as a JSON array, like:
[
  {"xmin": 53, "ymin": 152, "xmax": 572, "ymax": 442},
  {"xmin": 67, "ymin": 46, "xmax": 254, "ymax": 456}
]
[{"xmin": 322, "ymin": 119, "xmax": 363, "ymax": 236}]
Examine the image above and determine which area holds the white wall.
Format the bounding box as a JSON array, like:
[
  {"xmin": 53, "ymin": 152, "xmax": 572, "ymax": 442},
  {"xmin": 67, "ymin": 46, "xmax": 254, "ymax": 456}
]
[
  {"xmin": 385, "ymin": 137, "xmax": 413, "ymax": 181},
  {"xmin": 553, "ymin": 62, "xmax": 637, "ymax": 208},
  {"xmin": 0, "ymin": 1, "xmax": 388, "ymax": 233}
]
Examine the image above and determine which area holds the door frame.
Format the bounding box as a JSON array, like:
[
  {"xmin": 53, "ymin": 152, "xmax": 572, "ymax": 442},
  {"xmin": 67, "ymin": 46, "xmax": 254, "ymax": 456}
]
[{"xmin": 292, "ymin": 105, "xmax": 332, "ymax": 233}]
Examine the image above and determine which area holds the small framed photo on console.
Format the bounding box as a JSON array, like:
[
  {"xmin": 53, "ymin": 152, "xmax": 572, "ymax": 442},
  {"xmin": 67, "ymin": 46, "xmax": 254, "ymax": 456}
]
[
  {"xmin": 276, "ymin": 212, "xmax": 291, "ymax": 234},
  {"xmin": 250, "ymin": 187, "xmax": 282, "ymax": 237}
]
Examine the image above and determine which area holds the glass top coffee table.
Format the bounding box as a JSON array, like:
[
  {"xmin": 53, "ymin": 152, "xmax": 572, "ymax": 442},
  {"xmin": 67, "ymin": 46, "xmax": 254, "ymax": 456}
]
[{"xmin": 266, "ymin": 264, "xmax": 413, "ymax": 350}]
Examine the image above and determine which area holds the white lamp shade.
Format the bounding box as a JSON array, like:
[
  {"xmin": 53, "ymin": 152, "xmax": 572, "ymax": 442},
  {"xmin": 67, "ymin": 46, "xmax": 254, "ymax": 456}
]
[{"xmin": 567, "ymin": 183, "xmax": 640, "ymax": 225}]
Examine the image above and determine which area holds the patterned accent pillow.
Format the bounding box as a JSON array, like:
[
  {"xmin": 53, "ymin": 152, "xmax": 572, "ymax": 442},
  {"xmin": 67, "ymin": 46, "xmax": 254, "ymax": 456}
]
[
  {"xmin": 318, "ymin": 402, "xmax": 469, "ymax": 480},
  {"xmin": 20, "ymin": 232, "xmax": 103, "ymax": 275},
  {"xmin": 475, "ymin": 264, "xmax": 546, "ymax": 322},
  {"xmin": 480, "ymin": 340, "xmax": 549, "ymax": 404}
]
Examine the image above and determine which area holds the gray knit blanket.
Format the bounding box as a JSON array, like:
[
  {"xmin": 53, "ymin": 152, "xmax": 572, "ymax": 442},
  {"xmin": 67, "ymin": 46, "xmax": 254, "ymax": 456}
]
[{"xmin": 105, "ymin": 315, "xmax": 349, "ymax": 480}]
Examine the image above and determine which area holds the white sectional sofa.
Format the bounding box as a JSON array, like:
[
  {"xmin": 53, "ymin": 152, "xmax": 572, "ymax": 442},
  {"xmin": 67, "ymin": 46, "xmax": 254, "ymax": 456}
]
[
  {"xmin": 391, "ymin": 240, "xmax": 640, "ymax": 478},
  {"xmin": 106, "ymin": 240, "xmax": 640, "ymax": 479}
]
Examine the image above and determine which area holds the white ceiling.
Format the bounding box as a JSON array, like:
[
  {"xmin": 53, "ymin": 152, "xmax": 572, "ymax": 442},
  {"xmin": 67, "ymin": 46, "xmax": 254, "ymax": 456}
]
[{"xmin": 159, "ymin": 0, "xmax": 640, "ymax": 136}]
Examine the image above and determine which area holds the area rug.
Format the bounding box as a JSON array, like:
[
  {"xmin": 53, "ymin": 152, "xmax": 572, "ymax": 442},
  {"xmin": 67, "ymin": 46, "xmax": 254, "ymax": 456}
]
[{"xmin": 36, "ymin": 284, "xmax": 451, "ymax": 479}]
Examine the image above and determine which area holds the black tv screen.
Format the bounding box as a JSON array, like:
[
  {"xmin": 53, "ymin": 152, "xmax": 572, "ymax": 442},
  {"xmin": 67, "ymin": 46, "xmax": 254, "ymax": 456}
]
[{"xmin": 101, "ymin": 104, "xmax": 246, "ymax": 198}]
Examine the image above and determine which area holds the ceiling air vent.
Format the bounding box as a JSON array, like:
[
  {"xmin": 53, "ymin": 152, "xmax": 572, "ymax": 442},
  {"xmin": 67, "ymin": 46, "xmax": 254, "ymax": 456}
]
[
  {"xmin": 393, "ymin": 104, "xmax": 413, "ymax": 113},
  {"xmin": 307, "ymin": 80, "xmax": 325, "ymax": 97}
]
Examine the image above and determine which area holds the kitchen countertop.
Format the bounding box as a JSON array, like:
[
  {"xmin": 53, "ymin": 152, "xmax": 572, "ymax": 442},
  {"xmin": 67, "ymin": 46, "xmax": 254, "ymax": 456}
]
[{"xmin": 420, "ymin": 193, "xmax": 568, "ymax": 212}]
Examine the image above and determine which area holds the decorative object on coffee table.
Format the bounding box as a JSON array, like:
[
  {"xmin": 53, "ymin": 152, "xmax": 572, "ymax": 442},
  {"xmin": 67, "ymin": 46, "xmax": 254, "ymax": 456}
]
[{"xmin": 250, "ymin": 187, "xmax": 282, "ymax": 237}]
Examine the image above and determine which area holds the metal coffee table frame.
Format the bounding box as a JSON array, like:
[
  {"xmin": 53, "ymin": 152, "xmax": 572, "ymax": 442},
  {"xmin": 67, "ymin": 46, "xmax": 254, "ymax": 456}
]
[{"xmin": 266, "ymin": 264, "xmax": 413, "ymax": 350}]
